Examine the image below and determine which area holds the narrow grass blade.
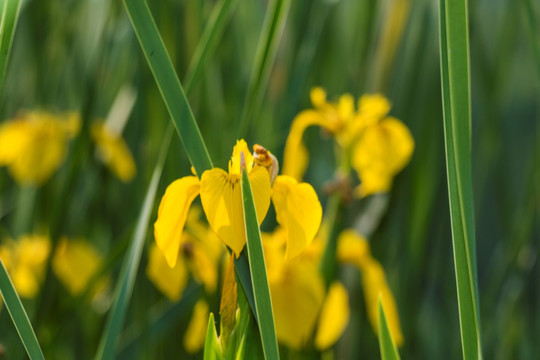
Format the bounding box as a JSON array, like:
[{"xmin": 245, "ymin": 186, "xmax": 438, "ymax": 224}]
[
  {"xmin": 240, "ymin": 169, "xmax": 279, "ymax": 360},
  {"xmin": 236, "ymin": 0, "xmax": 291, "ymax": 137},
  {"xmin": 438, "ymin": 1, "xmax": 482, "ymax": 359},
  {"xmin": 0, "ymin": 259, "xmax": 44, "ymax": 360},
  {"xmin": 95, "ymin": 128, "xmax": 173, "ymax": 360},
  {"xmin": 184, "ymin": 0, "xmax": 238, "ymax": 92},
  {"xmin": 0, "ymin": 0, "xmax": 21, "ymax": 91},
  {"xmin": 123, "ymin": 0, "xmax": 213, "ymax": 176},
  {"xmin": 203, "ymin": 313, "xmax": 222, "ymax": 360},
  {"xmin": 377, "ymin": 297, "xmax": 401, "ymax": 360}
]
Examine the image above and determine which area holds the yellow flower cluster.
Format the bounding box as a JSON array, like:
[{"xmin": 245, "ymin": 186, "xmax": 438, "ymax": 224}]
[
  {"xmin": 0, "ymin": 111, "xmax": 80, "ymax": 185},
  {"xmin": 283, "ymin": 87, "xmax": 414, "ymax": 196}
]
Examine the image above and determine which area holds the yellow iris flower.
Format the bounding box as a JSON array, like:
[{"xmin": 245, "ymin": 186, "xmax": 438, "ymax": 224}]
[
  {"xmin": 91, "ymin": 122, "xmax": 136, "ymax": 182},
  {"xmin": 154, "ymin": 139, "xmax": 322, "ymax": 267},
  {"xmin": 0, "ymin": 111, "xmax": 80, "ymax": 185},
  {"xmin": 0, "ymin": 235, "xmax": 50, "ymax": 299},
  {"xmin": 337, "ymin": 229, "xmax": 404, "ymax": 346},
  {"xmin": 52, "ymin": 237, "xmax": 106, "ymax": 297},
  {"xmin": 282, "ymin": 87, "xmax": 414, "ymax": 197},
  {"xmin": 263, "ymin": 228, "xmax": 350, "ymax": 350},
  {"xmin": 146, "ymin": 207, "xmax": 223, "ymax": 301}
]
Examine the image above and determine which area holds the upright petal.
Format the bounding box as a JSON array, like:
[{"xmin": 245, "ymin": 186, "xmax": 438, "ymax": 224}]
[
  {"xmin": 228, "ymin": 139, "xmax": 253, "ymax": 174},
  {"xmin": 272, "ymin": 175, "xmax": 322, "ymax": 261},
  {"xmin": 315, "ymin": 281, "xmax": 350, "ymax": 350},
  {"xmin": 337, "ymin": 229, "xmax": 371, "ymax": 268},
  {"xmin": 0, "ymin": 120, "xmax": 30, "ymax": 165},
  {"xmin": 154, "ymin": 176, "xmax": 200, "ymax": 267},
  {"xmin": 200, "ymin": 167, "xmax": 270, "ymax": 257},
  {"xmin": 184, "ymin": 300, "xmax": 209, "ymax": 353},
  {"xmin": 282, "ymin": 110, "xmax": 331, "ymax": 181},
  {"xmin": 146, "ymin": 243, "xmax": 189, "ymax": 301}
]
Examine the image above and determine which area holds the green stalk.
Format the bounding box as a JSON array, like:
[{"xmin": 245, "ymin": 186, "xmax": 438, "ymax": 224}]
[
  {"xmin": 95, "ymin": 128, "xmax": 173, "ymax": 360},
  {"xmin": 0, "ymin": 0, "xmax": 21, "ymax": 91},
  {"xmin": 123, "ymin": 0, "xmax": 213, "ymax": 176},
  {"xmin": 0, "ymin": 259, "xmax": 44, "ymax": 360},
  {"xmin": 236, "ymin": 0, "xmax": 291, "ymax": 138},
  {"xmin": 438, "ymin": 0, "xmax": 482, "ymax": 358},
  {"xmin": 240, "ymin": 169, "xmax": 279, "ymax": 360}
]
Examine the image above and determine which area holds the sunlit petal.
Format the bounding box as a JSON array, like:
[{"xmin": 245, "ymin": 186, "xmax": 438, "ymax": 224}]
[
  {"xmin": 154, "ymin": 176, "xmax": 200, "ymax": 267},
  {"xmin": 146, "ymin": 243, "xmax": 188, "ymax": 301},
  {"xmin": 272, "ymin": 175, "xmax": 322, "ymax": 261},
  {"xmin": 228, "ymin": 139, "xmax": 253, "ymax": 174},
  {"xmin": 201, "ymin": 167, "xmax": 270, "ymax": 257},
  {"xmin": 315, "ymin": 281, "xmax": 350, "ymax": 350}
]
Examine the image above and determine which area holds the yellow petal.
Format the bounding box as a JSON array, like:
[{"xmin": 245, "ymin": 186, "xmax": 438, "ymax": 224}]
[
  {"xmin": 282, "ymin": 110, "xmax": 331, "ymax": 181},
  {"xmin": 200, "ymin": 167, "xmax": 270, "ymax": 257},
  {"xmin": 272, "ymin": 175, "xmax": 322, "ymax": 261},
  {"xmin": 146, "ymin": 243, "xmax": 188, "ymax": 301},
  {"xmin": 270, "ymin": 262, "xmax": 325, "ymax": 349},
  {"xmin": 352, "ymin": 117, "xmax": 414, "ymax": 197},
  {"xmin": 52, "ymin": 238, "xmax": 103, "ymax": 296},
  {"xmin": 357, "ymin": 94, "xmax": 391, "ymax": 123},
  {"xmin": 315, "ymin": 281, "xmax": 350, "ymax": 350},
  {"xmin": 0, "ymin": 120, "xmax": 31, "ymax": 165},
  {"xmin": 361, "ymin": 258, "xmax": 404, "ymax": 346},
  {"xmin": 219, "ymin": 255, "xmax": 237, "ymax": 344},
  {"xmin": 91, "ymin": 123, "xmax": 136, "ymax": 182},
  {"xmin": 189, "ymin": 241, "xmax": 218, "ymax": 294},
  {"xmin": 228, "ymin": 139, "xmax": 253, "ymax": 174},
  {"xmin": 310, "ymin": 87, "xmax": 327, "ymax": 108},
  {"xmin": 184, "ymin": 300, "xmax": 210, "ymax": 353},
  {"xmin": 337, "ymin": 229, "xmax": 371, "ymax": 268},
  {"xmin": 154, "ymin": 176, "xmax": 200, "ymax": 267}
]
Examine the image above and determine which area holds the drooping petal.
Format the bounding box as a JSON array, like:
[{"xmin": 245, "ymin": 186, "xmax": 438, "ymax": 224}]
[
  {"xmin": 228, "ymin": 139, "xmax": 253, "ymax": 174},
  {"xmin": 189, "ymin": 240, "xmax": 218, "ymax": 294},
  {"xmin": 352, "ymin": 117, "xmax": 414, "ymax": 197},
  {"xmin": 52, "ymin": 238, "xmax": 103, "ymax": 296},
  {"xmin": 315, "ymin": 281, "xmax": 350, "ymax": 350},
  {"xmin": 272, "ymin": 175, "xmax": 322, "ymax": 261},
  {"xmin": 146, "ymin": 243, "xmax": 188, "ymax": 301},
  {"xmin": 270, "ymin": 262, "xmax": 325, "ymax": 349},
  {"xmin": 154, "ymin": 176, "xmax": 200, "ymax": 267},
  {"xmin": 361, "ymin": 258, "xmax": 404, "ymax": 346},
  {"xmin": 337, "ymin": 229, "xmax": 371, "ymax": 268},
  {"xmin": 282, "ymin": 110, "xmax": 332, "ymax": 181},
  {"xmin": 91, "ymin": 123, "xmax": 136, "ymax": 182},
  {"xmin": 200, "ymin": 167, "xmax": 270, "ymax": 257},
  {"xmin": 184, "ymin": 299, "xmax": 210, "ymax": 353}
]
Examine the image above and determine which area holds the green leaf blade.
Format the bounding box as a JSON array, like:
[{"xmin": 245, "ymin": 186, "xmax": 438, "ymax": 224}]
[
  {"xmin": 240, "ymin": 169, "xmax": 279, "ymax": 360},
  {"xmin": 122, "ymin": 0, "xmax": 213, "ymax": 176},
  {"xmin": 377, "ymin": 298, "xmax": 401, "ymax": 360},
  {"xmin": 0, "ymin": 0, "xmax": 22, "ymax": 91},
  {"xmin": 438, "ymin": 0, "xmax": 483, "ymax": 359},
  {"xmin": 203, "ymin": 313, "xmax": 222, "ymax": 360},
  {"xmin": 0, "ymin": 259, "xmax": 44, "ymax": 360}
]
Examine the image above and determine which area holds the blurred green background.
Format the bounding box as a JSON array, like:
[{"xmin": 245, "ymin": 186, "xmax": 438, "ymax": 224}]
[{"xmin": 0, "ymin": 0, "xmax": 538, "ymax": 359}]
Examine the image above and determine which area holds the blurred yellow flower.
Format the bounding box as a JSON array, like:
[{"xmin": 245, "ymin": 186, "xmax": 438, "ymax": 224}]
[
  {"xmin": 0, "ymin": 235, "xmax": 50, "ymax": 299},
  {"xmin": 154, "ymin": 139, "xmax": 321, "ymax": 267},
  {"xmin": 338, "ymin": 229, "xmax": 404, "ymax": 346},
  {"xmin": 91, "ymin": 122, "xmax": 136, "ymax": 182},
  {"xmin": 52, "ymin": 238, "xmax": 104, "ymax": 296},
  {"xmin": 282, "ymin": 88, "xmax": 414, "ymax": 197},
  {"xmin": 184, "ymin": 299, "xmax": 209, "ymax": 354},
  {"xmin": 147, "ymin": 207, "xmax": 223, "ymax": 301},
  {"xmin": 263, "ymin": 229, "xmax": 350, "ymax": 350},
  {"xmin": 0, "ymin": 111, "xmax": 80, "ymax": 185}
]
